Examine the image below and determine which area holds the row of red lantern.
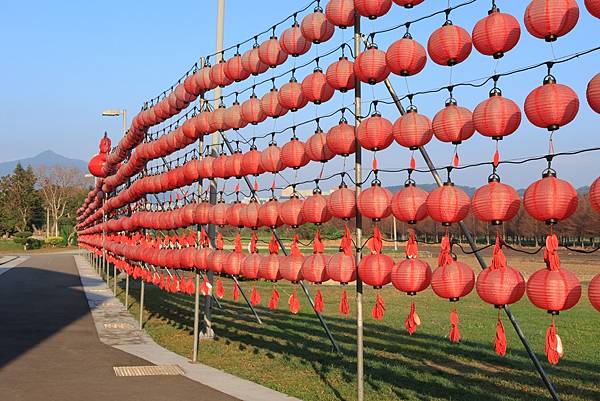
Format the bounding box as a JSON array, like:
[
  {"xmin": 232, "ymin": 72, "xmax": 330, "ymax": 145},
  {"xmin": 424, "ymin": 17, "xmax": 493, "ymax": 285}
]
[{"xmin": 77, "ymin": 179, "xmax": 104, "ymax": 223}]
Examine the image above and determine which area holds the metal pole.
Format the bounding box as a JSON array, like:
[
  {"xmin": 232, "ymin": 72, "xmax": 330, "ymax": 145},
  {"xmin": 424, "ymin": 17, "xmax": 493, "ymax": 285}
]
[
  {"xmin": 139, "ymin": 280, "xmax": 145, "ymax": 329},
  {"xmin": 114, "ymin": 262, "xmax": 117, "ymax": 295},
  {"xmin": 393, "ymin": 217, "xmax": 398, "ymax": 251},
  {"xmin": 122, "ymin": 109, "xmax": 127, "ymax": 136},
  {"xmin": 354, "ymin": 13, "xmax": 364, "ymax": 401},
  {"xmin": 125, "ymin": 274, "xmax": 129, "ymax": 309},
  {"xmin": 383, "ymin": 78, "xmax": 561, "ymax": 401},
  {"xmin": 192, "ymin": 271, "xmax": 201, "ymax": 362},
  {"xmin": 232, "ymin": 276, "xmax": 262, "ymax": 324}
]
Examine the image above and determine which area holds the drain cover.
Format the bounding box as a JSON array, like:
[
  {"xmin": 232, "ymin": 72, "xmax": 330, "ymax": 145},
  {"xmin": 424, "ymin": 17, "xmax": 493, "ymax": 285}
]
[
  {"xmin": 104, "ymin": 322, "xmax": 135, "ymax": 329},
  {"xmin": 113, "ymin": 365, "xmax": 184, "ymax": 377}
]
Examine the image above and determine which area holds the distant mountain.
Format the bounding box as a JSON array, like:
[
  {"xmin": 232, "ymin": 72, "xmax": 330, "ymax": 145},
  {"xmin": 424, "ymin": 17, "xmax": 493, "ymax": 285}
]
[{"xmin": 0, "ymin": 150, "xmax": 87, "ymax": 177}]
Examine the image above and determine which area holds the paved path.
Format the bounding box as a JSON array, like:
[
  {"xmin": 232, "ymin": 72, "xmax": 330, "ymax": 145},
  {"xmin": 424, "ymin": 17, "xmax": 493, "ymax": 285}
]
[{"xmin": 0, "ymin": 254, "xmax": 238, "ymax": 401}]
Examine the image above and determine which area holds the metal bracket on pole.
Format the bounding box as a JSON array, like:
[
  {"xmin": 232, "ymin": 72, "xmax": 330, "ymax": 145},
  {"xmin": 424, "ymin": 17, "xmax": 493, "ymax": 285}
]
[{"xmin": 382, "ymin": 78, "xmax": 561, "ymax": 401}]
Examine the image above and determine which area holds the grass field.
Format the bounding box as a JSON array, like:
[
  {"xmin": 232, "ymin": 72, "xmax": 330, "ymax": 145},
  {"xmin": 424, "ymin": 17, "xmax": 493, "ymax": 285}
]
[{"xmin": 108, "ymin": 245, "xmax": 600, "ymax": 401}]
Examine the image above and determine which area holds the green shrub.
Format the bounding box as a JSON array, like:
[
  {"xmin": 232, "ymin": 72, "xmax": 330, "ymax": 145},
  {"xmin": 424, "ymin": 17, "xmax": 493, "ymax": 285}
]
[
  {"xmin": 45, "ymin": 236, "xmax": 64, "ymax": 247},
  {"xmin": 27, "ymin": 238, "xmax": 43, "ymax": 249},
  {"xmin": 13, "ymin": 231, "xmax": 33, "ymax": 245}
]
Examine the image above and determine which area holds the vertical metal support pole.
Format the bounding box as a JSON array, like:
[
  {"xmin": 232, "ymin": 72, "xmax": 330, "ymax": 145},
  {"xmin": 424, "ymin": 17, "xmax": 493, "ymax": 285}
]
[
  {"xmin": 139, "ymin": 280, "xmax": 145, "ymax": 330},
  {"xmin": 192, "ymin": 271, "xmax": 201, "ymax": 362},
  {"xmin": 393, "ymin": 217, "xmax": 398, "ymax": 251},
  {"xmin": 354, "ymin": 14, "xmax": 364, "ymax": 401},
  {"xmin": 122, "ymin": 109, "xmax": 127, "ymax": 136},
  {"xmin": 114, "ymin": 262, "xmax": 117, "ymax": 295},
  {"xmin": 125, "ymin": 274, "xmax": 129, "ymax": 309},
  {"xmin": 383, "ymin": 78, "xmax": 561, "ymax": 401}
]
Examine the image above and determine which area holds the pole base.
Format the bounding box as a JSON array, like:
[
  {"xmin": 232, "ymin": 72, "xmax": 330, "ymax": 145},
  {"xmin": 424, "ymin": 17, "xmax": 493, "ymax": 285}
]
[{"xmin": 199, "ymin": 328, "xmax": 215, "ymax": 340}]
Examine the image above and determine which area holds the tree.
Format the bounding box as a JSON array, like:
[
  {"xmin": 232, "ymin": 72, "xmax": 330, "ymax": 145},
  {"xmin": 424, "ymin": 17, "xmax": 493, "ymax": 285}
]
[{"xmin": 0, "ymin": 164, "xmax": 43, "ymax": 233}]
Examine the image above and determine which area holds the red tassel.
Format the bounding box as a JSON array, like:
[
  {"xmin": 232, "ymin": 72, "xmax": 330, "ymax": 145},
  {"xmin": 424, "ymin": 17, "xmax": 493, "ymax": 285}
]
[
  {"xmin": 289, "ymin": 289, "xmax": 300, "ymax": 314},
  {"xmin": 215, "ymin": 278, "xmax": 225, "ymax": 299},
  {"xmin": 232, "ymin": 283, "xmax": 240, "ymax": 301},
  {"xmin": 339, "ymin": 289, "xmax": 349, "ymax": 316},
  {"xmin": 314, "ymin": 289, "xmax": 324, "ymax": 313},
  {"xmin": 495, "ymin": 315, "xmax": 507, "ymax": 356},
  {"xmin": 250, "ymin": 285, "xmax": 261, "ymax": 306},
  {"xmin": 371, "ymin": 294, "xmax": 385, "ymax": 320},
  {"xmin": 199, "ymin": 277, "xmax": 210, "ymax": 296},
  {"xmin": 545, "ymin": 320, "xmax": 561, "ymax": 365},
  {"xmin": 453, "ymin": 151, "xmax": 460, "ymax": 167},
  {"xmin": 268, "ymin": 288, "xmax": 280, "ymax": 310},
  {"xmin": 409, "ymin": 155, "xmax": 416, "ymax": 170},
  {"xmin": 493, "ymin": 148, "xmax": 500, "ymax": 167},
  {"xmin": 449, "ymin": 308, "xmax": 460, "ymax": 343},
  {"xmin": 405, "ymin": 301, "xmax": 418, "ymax": 335}
]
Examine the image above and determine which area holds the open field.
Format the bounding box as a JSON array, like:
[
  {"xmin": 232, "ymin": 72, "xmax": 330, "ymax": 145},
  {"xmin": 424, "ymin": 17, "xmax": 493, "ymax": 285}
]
[{"xmin": 111, "ymin": 245, "xmax": 600, "ymax": 401}]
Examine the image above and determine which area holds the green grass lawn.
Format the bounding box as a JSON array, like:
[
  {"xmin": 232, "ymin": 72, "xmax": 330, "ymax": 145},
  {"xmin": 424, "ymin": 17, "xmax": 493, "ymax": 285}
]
[
  {"xmin": 0, "ymin": 240, "xmax": 24, "ymax": 252},
  {"xmin": 105, "ymin": 254, "xmax": 600, "ymax": 401}
]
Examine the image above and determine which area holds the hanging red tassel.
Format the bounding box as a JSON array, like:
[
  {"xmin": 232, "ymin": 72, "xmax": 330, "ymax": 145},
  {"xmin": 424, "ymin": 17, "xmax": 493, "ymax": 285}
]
[
  {"xmin": 545, "ymin": 320, "xmax": 562, "ymax": 365},
  {"xmin": 453, "ymin": 151, "xmax": 460, "ymax": 168},
  {"xmin": 232, "ymin": 283, "xmax": 240, "ymax": 301},
  {"xmin": 199, "ymin": 277, "xmax": 209, "ymax": 295},
  {"xmin": 449, "ymin": 307, "xmax": 460, "ymax": 343},
  {"xmin": 269, "ymin": 288, "xmax": 280, "ymax": 310},
  {"xmin": 493, "ymin": 148, "xmax": 500, "ymax": 167},
  {"xmin": 289, "ymin": 289, "xmax": 300, "ymax": 314},
  {"xmin": 495, "ymin": 315, "xmax": 507, "ymax": 357},
  {"xmin": 314, "ymin": 289, "xmax": 324, "ymax": 313},
  {"xmin": 250, "ymin": 285, "xmax": 261, "ymax": 306},
  {"xmin": 339, "ymin": 289, "xmax": 349, "ymax": 316},
  {"xmin": 372, "ymin": 294, "xmax": 385, "ymax": 320},
  {"xmin": 405, "ymin": 301, "xmax": 419, "ymax": 335},
  {"xmin": 409, "ymin": 155, "xmax": 416, "ymax": 170},
  {"xmin": 215, "ymin": 278, "xmax": 225, "ymax": 299}
]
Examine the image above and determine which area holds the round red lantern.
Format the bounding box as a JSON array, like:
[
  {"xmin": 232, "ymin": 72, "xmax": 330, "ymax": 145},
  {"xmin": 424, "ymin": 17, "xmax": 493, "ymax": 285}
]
[
  {"xmin": 280, "ymin": 235, "xmax": 304, "ymax": 283},
  {"xmin": 302, "ymin": 188, "xmax": 331, "ymax": 225},
  {"xmin": 258, "ymin": 198, "xmax": 281, "ymax": 229},
  {"xmin": 427, "ymin": 21, "xmax": 472, "ymax": 66},
  {"xmin": 261, "ymin": 88, "xmax": 289, "ymax": 118},
  {"xmin": 280, "ymin": 23, "xmax": 311, "ymax": 57},
  {"xmin": 301, "ymin": 231, "xmax": 330, "ymax": 284},
  {"xmin": 224, "ymin": 101, "xmax": 249, "ymax": 130},
  {"xmin": 279, "ymin": 193, "xmax": 305, "ymax": 228},
  {"xmin": 194, "ymin": 65, "xmax": 217, "ymax": 92},
  {"xmin": 301, "ymin": 7, "xmax": 335, "ymax": 44},
  {"xmin": 241, "ymin": 145, "xmax": 265, "ymax": 176},
  {"xmin": 586, "ymin": 0, "xmax": 600, "ymax": 18},
  {"xmin": 241, "ymin": 246, "xmax": 261, "ymax": 280},
  {"xmin": 327, "ymin": 183, "xmax": 356, "ymax": 220},
  {"xmin": 472, "ymin": 175, "xmax": 520, "ymax": 225},
  {"xmin": 589, "ymin": 176, "xmax": 600, "ymax": 214},
  {"xmin": 302, "ymin": 68, "xmax": 335, "ymax": 105},
  {"xmin": 227, "ymin": 201, "xmax": 245, "ymax": 228},
  {"xmin": 588, "ymin": 272, "xmax": 600, "ymax": 312},
  {"xmin": 392, "ymin": 105, "xmax": 433, "ymax": 149},
  {"xmin": 523, "ymin": 170, "xmax": 578, "ymax": 224},
  {"xmin": 223, "ymin": 234, "xmax": 244, "ymax": 276},
  {"xmin": 354, "ymin": 44, "xmax": 390, "ymax": 85},
  {"xmin": 431, "ymin": 247, "xmax": 475, "ymax": 301},
  {"xmin": 524, "ymin": 0, "xmax": 579, "ymax": 42},
  {"xmin": 241, "ymin": 45, "xmax": 269, "ymax": 76},
  {"xmin": 241, "ymin": 198, "xmax": 261, "ymax": 230},
  {"xmin": 358, "ymin": 227, "xmax": 393, "ymax": 288},
  {"xmin": 326, "ymin": 56, "xmax": 355, "ymax": 92},
  {"xmin": 224, "ymin": 53, "xmax": 251, "ymax": 82},
  {"xmin": 260, "ymin": 142, "xmax": 284, "ymax": 173},
  {"xmin": 212, "ymin": 153, "xmax": 229, "ymax": 179},
  {"xmin": 391, "ymin": 233, "xmax": 431, "ymax": 295},
  {"xmin": 241, "ymin": 94, "xmax": 267, "ymax": 125},
  {"xmin": 259, "ymin": 235, "xmax": 282, "ymax": 281},
  {"xmin": 524, "ymin": 75, "xmax": 579, "ymax": 131},
  {"xmin": 357, "ymin": 112, "xmax": 394, "ymax": 151},
  {"xmin": 586, "ymin": 73, "xmax": 600, "ymax": 114},
  {"xmin": 210, "ymin": 201, "xmax": 229, "ymax": 227},
  {"xmin": 278, "ymin": 78, "xmax": 308, "ymax": 112},
  {"xmin": 193, "ymin": 200, "xmax": 212, "ymax": 225},
  {"xmin": 325, "ymin": 0, "xmax": 355, "ymax": 28},
  {"xmin": 432, "ymin": 98, "xmax": 475, "ymax": 144},
  {"xmin": 326, "ymin": 117, "xmax": 356, "ymax": 156},
  {"xmin": 473, "ymin": 87, "xmax": 521, "ymax": 140},
  {"xmin": 88, "ymin": 154, "xmax": 107, "ymax": 177},
  {"xmin": 354, "ymin": 0, "xmax": 392, "ymax": 19},
  {"xmin": 327, "ymin": 226, "xmax": 356, "ymax": 284},
  {"xmin": 305, "ymin": 128, "xmax": 335, "ymax": 162},
  {"xmin": 426, "ymin": 182, "xmax": 470, "ymax": 225},
  {"xmin": 391, "ymin": 180, "xmax": 428, "ymax": 224},
  {"xmin": 358, "ymin": 180, "xmax": 392, "ymax": 221},
  {"xmin": 393, "ymin": 0, "xmax": 424, "ymax": 8},
  {"xmin": 386, "ymin": 34, "xmax": 427, "ymax": 77},
  {"xmin": 209, "ymin": 106, "xmax": 229, "ymax": 133},
  {"xmin": 209, "ymin": 60, "xmax": 233, "ymax": 88},
  {"xmin": 258, "ymin": 36, "xmax": 288, "ymax": 68},
  {"xmin": 281, "ymin": 137, "xmax": 309, "ymax": 169},
  {"xmin": 472, "ymin": 6, "xmax": 521, "ymax": 59}
]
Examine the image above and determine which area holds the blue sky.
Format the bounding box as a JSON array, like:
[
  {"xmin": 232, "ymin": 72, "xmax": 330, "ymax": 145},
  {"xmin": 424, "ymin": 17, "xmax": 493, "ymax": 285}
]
[{"xmin": 1, "ymin": 0, "xmax": 599, "ymax": 190}]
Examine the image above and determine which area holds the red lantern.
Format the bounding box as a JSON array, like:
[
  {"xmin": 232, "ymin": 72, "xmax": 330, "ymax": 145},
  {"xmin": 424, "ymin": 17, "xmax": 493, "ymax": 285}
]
[
  {"xmin": 586, "ymin": 73, "xmax": 600, "ymax": 114},
  {"xmin": 241, "ymin": 94, "xmax": 267, "ymax": 125},
  {"xmin": 327, "ymin": 226, "xmax": 356, "ymax": 284},
  {"xmin": 280, "ymin": 235, "xmax": 304, "ymax": 283},
  {"xmin": 357, "ymin": 112, "xmax": 394, "ymax": 151},
  {"xmin": 472, "ymin": 175, "xmax": 520, "ymax": 225},
  {"xmin": 392, "ymin": 105, "xmax": 433, "ymax": 149},
  {"xmin": 241, "ymin": 235, "xmax": 261, "ymax": 279},
  {"xmin": 279, "ymin": 77, "xmax": 308, "ymax": 112},
  {"xmin": 223, "ymin": 234, "xmax": 244, "ymax": 276},
  {"xmin": 354, "ymin": 44, "xmax": 390, "ymax": 85},
  {"xmin": 212, "ymin": 153, "xmax": 229, "ymax": 179},
  {"xmin": 280, "ymin": 23, "xmax": 311, "ymax": 57},
  {"xmin": 258, "ymin": 36, "xmax": 288, "ymax": 68},
  {"xmin": 432, "ymin": 98, "xmax": 475, "ymax": 144},
  {"xmin": 301, "ymin": 231, "xmax": 330, "ymax": 283},
  {"xmin": 209, "ymin": 106, "xmax": 229, "ymax": 132},
  {"xmin": 194, "ymin": 65, "xmax": 217, "ymax": 92},
  {"xmin": 281, "ymin": 137, "xmax": 309, "ymax": 169},
  {"xmin": 358, "ymin": 180, "xmax": 392, "ymax": 221},
  {"xmin": 224, "ymin": 101, "xmax": 249, "ymax": 130},
  {"xmin": 241, "ymin": 145, "xmax": 265, "ymax": 176},
  {"xmin": 209, "ymin": 60, "xmax": 233, "ymax": 88},
  {"xmin": 326, "ymin": 117, "xmax": 356, "ymax": 156},
  {"xmin": 393, "ymin": 0, "xmax": 424, "ymax": 8},
  {"xmin": 325, "ymin": 0, "xmax": 355, "ymax": 28},
  {"xmin": 88, "ymin": 154, "xmax": 107, "ymax": 177},
  {"xmin": 386, "ymin": 34, "xmax": 427, "ymax": 77},
  {"xmin": 524, "ymin": 75, "xmax": 579, "ymax": 131},
  {"xmin": 354, "ymin": 0, "xmax": 392, "ymax": 19},
  {"xmin": 589, "ymin": 176, "xmax": 600, "ymax": 214},
  {"xmin": 391, "ymin": 232, "xmax": 431, "ymax": 295},
  {"xmin": 227, "ymin": 201, "xmax": 245, "ymax": 228},
  {"xmin": 210, "ymin": 201, "xmax": 229, "ymax": 226},
  {"xmin": 327, "ymin": 183, "xmax": 356, "ymax": 220},
  {"xmin": 524, "ymin": 0, "xmax": 579, "ymax": 42},
  {"xmin": 241, "ymin": 45, "xmax": 269, "ymax": 76},
  {"xmin": 241, "ymin": 198, "xmax": 261, "ymax": 230},
  {"xmin": 301, "ymin": 7, "xmax": 335, "ymax": 44},
  {"xmin": 586, "ymin": 0, "xmax": 600, "ymax": 18},
  {"xmin": 261, "ymin": 88, "xmax": 289, "ymax": 118},
  {"xmin": 589, "ymin": 272, "xmax": 600, "ymax": 312},
  {"xmin": 259, "ymin": 234, "xmax": 282, "ymax": 281},
  {"xmin": 194, "ymin": 111, "xmax": 212, "ymax": 135},
  {"xmin": 193, "ymin": 201, "xmax": 212, "ymax": 225},
  {"xmin": 391, "ymin": 181, "xmax": 428, "ymax": 224},
  {"xmin": 302, "ymin": 68, "xmax": 335, "ymax": 105},
  {"xmin": 305, "ymin": 128, "xmax": 335, "ymax": 162},
  {"xmin": 280, "ymin": 193, "xmax": 305, "ymax": 228},
  {"xmin": 358, "ymin": 227, "xmax": 393, "ymax": 288},
  {"xmin": 426, "ymin": 182, "xmax": 470, "ymax": 225},
  {"xmin": 224, "ymin": 53, "xmax": 251, "ymax": 82},
  {"xmin": 258, "ymin": 198, "xmax": 281, "ymax": 229},
  {"xmin": 431, "ymin": 237, "xmax": 475, "ymax": 301},
  {"xmin": 302, "ymin": 189, "xmax": 331, "ymax": 225},
  {"xmin": 326, "ymin": 56, "xmax": 355, "ymax": 92},
  {"xmin": 523, "ymin": 170, "xmax": 578, "ymax": 224},
  {"xmin": 427, "ymin": 22, "xmax": 472, "ymax": 66},
  {"xmin": 473, "ymin": 87, "xmax": 521, "ymax": 140},
  {"xmin": 472, "ymin": 6, "xmax": 521, "ymax": 59},
  {"xmin": 260, "ymin": 143, "xmax": 284, "ymax": 173}
]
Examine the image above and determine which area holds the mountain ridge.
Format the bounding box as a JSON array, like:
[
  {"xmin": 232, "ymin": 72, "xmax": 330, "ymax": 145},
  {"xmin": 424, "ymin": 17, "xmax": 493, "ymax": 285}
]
[{"xmin": 0, "ymin": 150, "xmax": 88, "ymax": 176}]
